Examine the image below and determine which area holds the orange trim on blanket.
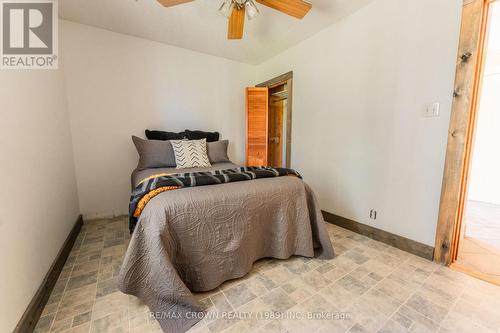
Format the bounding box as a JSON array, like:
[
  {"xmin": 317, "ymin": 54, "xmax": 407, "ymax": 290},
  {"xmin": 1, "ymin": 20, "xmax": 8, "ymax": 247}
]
[
  {"xmin": 133, "ymin": 186, "xmax": 179, "ymax": 217},
  {"xmin": 138, "ymin": 173, "xmax": 173, "ymax": 185}
]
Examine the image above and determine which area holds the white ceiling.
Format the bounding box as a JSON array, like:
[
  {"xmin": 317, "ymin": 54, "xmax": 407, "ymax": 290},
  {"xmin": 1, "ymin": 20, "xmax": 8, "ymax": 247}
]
[{"xmin": 59, "ymin": 0, "xmax": 373, "ymax": 64}]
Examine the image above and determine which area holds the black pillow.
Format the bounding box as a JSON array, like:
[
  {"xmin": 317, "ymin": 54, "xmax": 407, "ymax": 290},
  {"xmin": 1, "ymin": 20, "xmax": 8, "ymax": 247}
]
[
  {"xmin": 185, "ymin": 130, "xmax": 220, "ymax": 142},
  {"xmin": 145, "ymin": 130, "xmax": 186, "ymax": 141}
]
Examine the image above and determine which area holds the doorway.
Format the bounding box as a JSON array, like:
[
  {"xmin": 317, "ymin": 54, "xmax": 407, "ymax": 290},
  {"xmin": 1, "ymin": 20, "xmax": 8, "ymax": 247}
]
[
  {"xmin": 245, "ymin": 72, "xmax": 293, "ymax": 168},
  {"xmin": 454, "ymin": 1, "xmax": 500, "ymax": 284},
  {"xmin": 268, "ymin": 85, "xmax": 288, "ymax": 168},
  {"xmin": 435, "ymin": 0, "xmax": 500, "ymax": 285},
  {"xmin": 258, "ymin": 72, "xmax": 293, "ymax": 168}
]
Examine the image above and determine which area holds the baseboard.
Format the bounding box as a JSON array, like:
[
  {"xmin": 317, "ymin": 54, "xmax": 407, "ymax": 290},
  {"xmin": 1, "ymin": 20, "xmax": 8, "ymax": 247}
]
[
  {"xmin": 14, "ymin": 215, "xmax": 83, "ymax": 333},
  {"xmin": 322, "ymin": 211, "xmax": 434, "ymax": 261}
]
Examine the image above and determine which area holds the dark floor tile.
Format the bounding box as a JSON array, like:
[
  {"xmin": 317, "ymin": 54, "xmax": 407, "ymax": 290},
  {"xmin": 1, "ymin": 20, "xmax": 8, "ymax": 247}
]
[
  {"xmin": 33, "ymin": 314, "xmax": 55, "ymax": 333},
  {"xmin": 66, "ymin": 271, "xmax": 98, "ymax": 291},
  {"xmin": 96, "ymin": 277, "xmax": 119, "ymax": 298}
]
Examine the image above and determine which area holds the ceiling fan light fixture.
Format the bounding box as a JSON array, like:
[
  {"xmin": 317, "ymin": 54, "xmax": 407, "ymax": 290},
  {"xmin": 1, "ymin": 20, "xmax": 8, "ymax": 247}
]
[
  {"xmin": 219, "ymin": 0, "xmax": 234, "ymax": 18},
  {"xmin": 157, "ymin": 0, "xmax": 313, "ymax": 40},
  {"xmin": 245, "ymin": 0, "xmax": 259, "ymax": 20}
]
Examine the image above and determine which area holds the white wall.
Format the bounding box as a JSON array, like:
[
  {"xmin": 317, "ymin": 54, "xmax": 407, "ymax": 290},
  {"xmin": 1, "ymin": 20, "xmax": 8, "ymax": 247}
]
[
  {"xmin": 468, "ymin": 4, "xmax": 500, "ymax": 205},
  {"xmin": 256, "ymin": 0, "xmax": 462, "ymax": 246},
  {"xmin": 60, "ymin": 21, "xmax": 255, "ymax": 219},
  {"xmin": 0, "ymin": 69, "xmax": 80, "ymax": 330},
  {"xmin": 468, "ymin": 72, "xmax": 500, "ymax": 205}
]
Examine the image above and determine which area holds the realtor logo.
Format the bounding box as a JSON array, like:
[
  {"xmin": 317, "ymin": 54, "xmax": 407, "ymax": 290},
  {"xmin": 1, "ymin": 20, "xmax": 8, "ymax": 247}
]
[{"xmin": 1, "ymin": 0, "xmax": 58, "ymax": 69}]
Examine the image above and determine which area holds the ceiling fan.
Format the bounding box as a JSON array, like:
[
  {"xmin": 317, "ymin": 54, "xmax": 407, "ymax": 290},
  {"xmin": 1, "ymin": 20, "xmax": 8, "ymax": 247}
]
[{"xmin": 157, "ymin": 0, "xmax": 312, "ymax": 40}]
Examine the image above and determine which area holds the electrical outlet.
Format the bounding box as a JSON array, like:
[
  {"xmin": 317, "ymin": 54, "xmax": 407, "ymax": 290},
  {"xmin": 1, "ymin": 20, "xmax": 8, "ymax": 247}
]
[{"xmin": 369, "ymin": 209, "xmax": 377, "ymax": 220}]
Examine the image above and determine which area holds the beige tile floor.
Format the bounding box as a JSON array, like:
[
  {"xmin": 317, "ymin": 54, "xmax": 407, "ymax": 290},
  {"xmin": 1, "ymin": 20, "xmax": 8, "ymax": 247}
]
[{"xmin": 34, "ymin": 217, "xmax": 500, "ymax": 333}]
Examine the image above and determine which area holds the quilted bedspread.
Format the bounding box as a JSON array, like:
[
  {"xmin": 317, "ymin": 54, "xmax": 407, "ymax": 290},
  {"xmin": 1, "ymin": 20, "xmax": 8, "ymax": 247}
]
[{"xmin": 118, "ymin": 169, "xmax": 335, "ymax": 333}]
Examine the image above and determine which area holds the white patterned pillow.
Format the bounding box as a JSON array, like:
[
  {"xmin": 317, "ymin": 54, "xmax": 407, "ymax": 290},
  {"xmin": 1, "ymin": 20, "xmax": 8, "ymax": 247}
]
[{"xmin": 171, "ymin": 139, "xmax": 211, "ymax": 169}]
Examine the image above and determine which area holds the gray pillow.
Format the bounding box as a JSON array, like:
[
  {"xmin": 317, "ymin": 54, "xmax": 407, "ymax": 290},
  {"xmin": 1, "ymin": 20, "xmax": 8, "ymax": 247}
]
[
  {"xmin": 207, "ymin": 140, "xmax": 230, "ymax": 163},
  {"xmin": 132, "ymin": 136, "xmax": 176, "ymax": 170}
]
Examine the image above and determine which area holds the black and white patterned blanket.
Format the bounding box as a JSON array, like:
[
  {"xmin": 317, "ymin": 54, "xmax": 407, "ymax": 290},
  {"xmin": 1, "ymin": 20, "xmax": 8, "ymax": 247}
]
[{"xmin": 129, "ymin": 166, "xmax": 301, "ymax": 233}]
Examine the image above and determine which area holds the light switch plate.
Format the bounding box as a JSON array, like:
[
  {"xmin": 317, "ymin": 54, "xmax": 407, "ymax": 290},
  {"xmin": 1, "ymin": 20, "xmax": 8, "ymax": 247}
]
[{"xmin": 424, "ymin": 102, "xmax": 440, "ymax": 117}]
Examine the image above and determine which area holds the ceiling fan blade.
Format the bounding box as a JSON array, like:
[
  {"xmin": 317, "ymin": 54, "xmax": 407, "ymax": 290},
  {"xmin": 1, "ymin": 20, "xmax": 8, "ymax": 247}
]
[
  {"xmin": 157, "ymin": 0, "xmax": 194, "ymax": 8},
  {"xmin": 255, "ymin": 0, "xmax": 312, "ymax": 19},
  {"xmin": 228, "ymin": 7, "xmax": 245, "ymax": 40}
]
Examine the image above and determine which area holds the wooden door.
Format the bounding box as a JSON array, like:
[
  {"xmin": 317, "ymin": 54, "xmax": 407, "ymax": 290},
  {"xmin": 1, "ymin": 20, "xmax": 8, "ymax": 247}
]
[{"xmin": 246, "ymin": 87, "xmax": 268, "ymax": 166}]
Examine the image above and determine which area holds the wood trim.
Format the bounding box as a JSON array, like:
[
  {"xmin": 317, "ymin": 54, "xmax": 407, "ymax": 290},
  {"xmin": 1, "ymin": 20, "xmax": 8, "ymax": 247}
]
[
  {"xmin": 256, "ymin": 71, "xmax": 293, "ymax": 89},
  {"xmin": 14, "ymin": 215, "xmax": 83, "ymax": 333},
  {"xmin": 451, "ymin": 0, "xmax": 492, "ymax": 262},
  {"xmin": 434, "ymin": 0, "xmax": 491, "ymax": 265},
  {"xmin": 323, "ymin": 211, "xmax": 435, "ymax": 261},
  {"xmin": 285, "ymin": 78, "xmax": 293, "ymax": 168}
]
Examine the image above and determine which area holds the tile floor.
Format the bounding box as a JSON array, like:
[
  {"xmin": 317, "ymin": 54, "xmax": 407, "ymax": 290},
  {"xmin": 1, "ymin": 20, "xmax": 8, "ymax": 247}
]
[{"xmin": 34, "ymin": 217, "xmax": 500, "ymax": 333}]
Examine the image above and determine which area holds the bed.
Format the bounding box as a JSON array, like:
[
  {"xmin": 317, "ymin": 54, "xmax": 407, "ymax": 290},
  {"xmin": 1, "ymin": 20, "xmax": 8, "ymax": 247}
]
[{"xmin": 119, "ymin": 161, "xmax": 335, "ymax": 333}]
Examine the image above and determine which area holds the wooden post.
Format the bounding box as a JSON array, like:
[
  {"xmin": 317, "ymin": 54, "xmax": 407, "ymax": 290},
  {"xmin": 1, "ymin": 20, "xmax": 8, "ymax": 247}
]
[{"xmin": 434, "ymin": 0, "xmax": 490, "ymax": 264}]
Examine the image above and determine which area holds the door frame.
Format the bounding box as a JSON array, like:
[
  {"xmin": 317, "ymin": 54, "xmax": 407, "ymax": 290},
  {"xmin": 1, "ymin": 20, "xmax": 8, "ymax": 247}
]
[
  {"xmin": 434, "ymin": 0, "xmax": 496, "ymax": 265},
  {"xmin": 257, "ymin": 71, "xmax": 293, "ymax": 168}
]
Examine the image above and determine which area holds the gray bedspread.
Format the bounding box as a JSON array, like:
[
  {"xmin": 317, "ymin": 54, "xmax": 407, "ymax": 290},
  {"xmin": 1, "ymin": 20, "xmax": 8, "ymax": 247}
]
[{"xmin": 119, "ymin": 163, "xmax": 335, "ymax": 333}]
